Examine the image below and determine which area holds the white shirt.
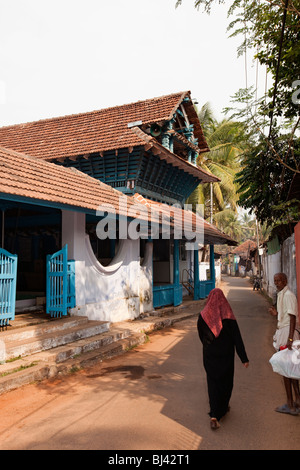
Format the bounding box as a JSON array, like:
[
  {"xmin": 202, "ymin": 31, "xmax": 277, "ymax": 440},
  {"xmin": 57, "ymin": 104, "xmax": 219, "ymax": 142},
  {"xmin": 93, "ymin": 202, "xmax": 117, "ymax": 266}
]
[{"xmin": 276, "ymin": 285, "xmax": 298, "ymax": 329}]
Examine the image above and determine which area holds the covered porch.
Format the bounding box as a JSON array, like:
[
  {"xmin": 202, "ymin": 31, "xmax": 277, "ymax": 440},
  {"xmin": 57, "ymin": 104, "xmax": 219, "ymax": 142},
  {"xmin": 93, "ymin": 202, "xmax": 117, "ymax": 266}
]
[
  {"xmin": 134, "ymin": 194, "xmax": 236, "ymax": 310},
  {"xmin": 152, "ymin": 241, "xmax": 216, "ymax": 309},
  {"xmin": 0, "ymin": 146, "xmax": 152, "ymax": 325}
]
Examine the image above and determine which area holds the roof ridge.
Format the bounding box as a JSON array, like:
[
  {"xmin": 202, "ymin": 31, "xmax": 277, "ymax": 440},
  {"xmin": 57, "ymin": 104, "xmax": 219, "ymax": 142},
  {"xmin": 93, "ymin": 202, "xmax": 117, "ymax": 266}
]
[{"xmin": 0, "ymin": 91, "xmax": 190, "ymax": 130}]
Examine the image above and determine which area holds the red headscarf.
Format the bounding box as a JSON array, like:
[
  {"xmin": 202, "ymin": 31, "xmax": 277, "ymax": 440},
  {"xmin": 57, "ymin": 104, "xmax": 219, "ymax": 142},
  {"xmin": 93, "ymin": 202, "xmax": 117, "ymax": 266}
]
[{"xmin": 200, "ymin": 288, "xmax": 236, "ymax": 337}]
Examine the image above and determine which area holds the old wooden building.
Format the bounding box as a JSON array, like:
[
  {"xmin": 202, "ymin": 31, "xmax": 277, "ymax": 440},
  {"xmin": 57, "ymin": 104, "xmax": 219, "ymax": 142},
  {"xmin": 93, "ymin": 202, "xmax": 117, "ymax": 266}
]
[{"xmin": 0, "ymin": 91, "xmax": 236, "ymax": 325}]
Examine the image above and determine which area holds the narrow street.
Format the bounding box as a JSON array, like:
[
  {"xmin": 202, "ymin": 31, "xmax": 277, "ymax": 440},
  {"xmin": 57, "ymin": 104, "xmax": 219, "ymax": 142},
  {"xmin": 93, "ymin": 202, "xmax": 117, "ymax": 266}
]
[{"xmin": 0, "ymin": 276, "xmax": 299, "ymax": 451}]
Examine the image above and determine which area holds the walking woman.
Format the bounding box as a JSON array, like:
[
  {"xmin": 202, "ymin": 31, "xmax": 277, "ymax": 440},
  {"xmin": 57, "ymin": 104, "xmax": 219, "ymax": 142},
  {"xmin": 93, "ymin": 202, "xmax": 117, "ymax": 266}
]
[{"xmin": 197, "ymin": 288, "xmax": 249, "ymax": 430}]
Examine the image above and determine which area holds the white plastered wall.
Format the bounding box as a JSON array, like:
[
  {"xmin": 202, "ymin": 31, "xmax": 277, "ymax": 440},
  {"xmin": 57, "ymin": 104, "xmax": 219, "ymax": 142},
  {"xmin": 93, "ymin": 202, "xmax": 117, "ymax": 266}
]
[{"xmin": 62, "ymin": 210, "xmax": 153, "ymax": 323}]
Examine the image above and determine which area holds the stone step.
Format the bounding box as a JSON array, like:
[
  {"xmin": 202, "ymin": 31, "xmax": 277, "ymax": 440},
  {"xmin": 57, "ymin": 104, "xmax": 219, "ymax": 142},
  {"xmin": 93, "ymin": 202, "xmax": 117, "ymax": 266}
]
[
  {"xmin": 0, "ymin": 301, "xmax": 202, "ymax": 395},
  {"xmin": 0, "ymin": 330, "xmax": 147, "ymax": 395},
  {"xmin": 33, "ymin": 324, "xmax": 136, "ymax": 364},
  {"xmin": 0, "ymin": 315, "xmax": 90, "ymax": 343},
  {"xmin": 3, "ymin": 319, "xmax": 110, "ymax": 360}
]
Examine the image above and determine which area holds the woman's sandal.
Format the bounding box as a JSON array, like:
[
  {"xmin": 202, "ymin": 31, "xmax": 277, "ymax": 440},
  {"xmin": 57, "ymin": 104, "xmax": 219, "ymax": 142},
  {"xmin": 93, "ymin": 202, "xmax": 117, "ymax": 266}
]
[{"xmin": 210, "ymin": 418, "xmax": 220, "ymax": 430}]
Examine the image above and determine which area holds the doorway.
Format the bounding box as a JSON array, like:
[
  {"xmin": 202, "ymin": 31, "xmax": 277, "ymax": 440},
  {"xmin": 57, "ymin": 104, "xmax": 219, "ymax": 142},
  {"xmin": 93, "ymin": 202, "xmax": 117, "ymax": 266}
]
[{"xmin": 1, "ymin": 201, "xmax": 61, "ymax": 308}]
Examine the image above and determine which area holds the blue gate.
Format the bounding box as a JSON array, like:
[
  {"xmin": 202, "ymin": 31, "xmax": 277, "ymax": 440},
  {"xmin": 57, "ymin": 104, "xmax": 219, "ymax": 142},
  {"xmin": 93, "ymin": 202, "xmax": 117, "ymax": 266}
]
[
  {"xmin": 46, "ymin": 245, "xmax": 75, "ymax": 318},
  {"xmin": 0, "ymin": 248, "xmax": 18, "ymax": 326}
]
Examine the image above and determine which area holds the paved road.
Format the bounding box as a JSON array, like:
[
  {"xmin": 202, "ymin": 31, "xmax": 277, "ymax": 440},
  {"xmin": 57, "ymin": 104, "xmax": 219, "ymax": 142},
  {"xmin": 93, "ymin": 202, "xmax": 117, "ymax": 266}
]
[{"xmin": 0, "ymin": 276, "xmax": 299, "ymax": 451}]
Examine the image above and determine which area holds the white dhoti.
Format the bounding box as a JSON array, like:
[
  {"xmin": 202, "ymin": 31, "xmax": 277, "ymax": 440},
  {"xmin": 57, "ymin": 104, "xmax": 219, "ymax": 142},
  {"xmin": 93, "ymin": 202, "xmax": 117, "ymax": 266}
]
[{"xmin": 273, "ymin": 325, "xmax": 300, "ymax": 351}]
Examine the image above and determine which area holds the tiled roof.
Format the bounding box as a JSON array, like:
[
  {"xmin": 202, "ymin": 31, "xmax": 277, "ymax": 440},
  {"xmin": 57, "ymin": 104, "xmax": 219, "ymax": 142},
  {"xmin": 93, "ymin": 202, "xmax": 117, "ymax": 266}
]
[
  {"xmin": 134, "ymin": 194, "xmax": 237, "ymax": 246},
  {"xmin": 0, "ymin": 146, "xmax": 235, "ymax": 245},
  {"xmin": 0, "ymin": 91, "xmax": 209, "ymax": 162},
  {"xmin": 232, "ymin": 239, "xmax": 257, "ymax": 255},
  {"xmin": 0, "ymin": 146, "xmax": 149, "ymax": 219}
]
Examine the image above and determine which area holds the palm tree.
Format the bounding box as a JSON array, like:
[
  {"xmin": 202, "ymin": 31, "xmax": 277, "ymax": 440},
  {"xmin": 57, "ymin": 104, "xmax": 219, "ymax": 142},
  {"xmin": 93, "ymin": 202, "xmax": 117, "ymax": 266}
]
[
  {"xmin": 213, "ymin": 209, "xmax": 244, "ymax": 242},
  {"xmin": 238, "ymin": 211, "xmax": 272, "ymax": 243},
  {"xmin": 239, "ymin": 211, "xmax": 256, "ymax": 241},
  {"xmin": 187, "ymin": 103, "xmax": 247, "ymax": 220}
]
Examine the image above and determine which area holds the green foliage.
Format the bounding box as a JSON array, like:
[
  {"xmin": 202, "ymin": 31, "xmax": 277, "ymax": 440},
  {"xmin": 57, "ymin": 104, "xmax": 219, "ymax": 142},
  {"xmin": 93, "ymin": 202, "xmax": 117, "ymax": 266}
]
[
  {"xmin": 178, "ymin": 0, "xmax": 300, "ymax": 230},
  {"xmin": 213, "ymin": 209, "xmax": 244, "ymax": 240},
  {"xmin": 227, "ymin": 0, "xmax": 300, "ymax": 120},
  {"xmin": 175, "ymin": 0, "xmax": 224, "ymax": 13},
  {"xmin": 272, "ymin": 199, "xmax": 300, "ymax": 226},
  {"xmin": 177, "ymin": 0, "xmax": 300, "ymax": 121},
  {"xmin": 187, "ymin": 103, "xmax": 247, "ymax": 218},
  {"xmin": 235, "ymin": 133, "xmax": 300, "ymax": 227}
]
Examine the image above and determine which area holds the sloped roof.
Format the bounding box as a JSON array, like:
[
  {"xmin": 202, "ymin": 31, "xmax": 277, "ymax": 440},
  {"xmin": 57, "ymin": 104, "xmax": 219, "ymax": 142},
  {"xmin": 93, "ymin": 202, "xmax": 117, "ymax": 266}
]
[
  {"xmin": 0, "ymin": 146, "xmax": 236, "ymax": 245},
  {"xmin": 134, "ymin": 194, "xmax": 237, "ymax": 246},
  {"xmin": 232, "ymin": 239, "xmax": 257, "ymax": 256},
  {"xmin": 0, "ymin": 146, "xmax": 149, "ymax": 219},
  {"xmin": 0, "ymin": 91, "xmax": 209, "ymax": 162}
]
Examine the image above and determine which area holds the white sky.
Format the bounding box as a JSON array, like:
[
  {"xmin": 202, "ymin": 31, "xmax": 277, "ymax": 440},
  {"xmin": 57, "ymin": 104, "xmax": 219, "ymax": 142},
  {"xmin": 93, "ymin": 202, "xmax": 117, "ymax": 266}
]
[{"xmin": 0, "ymin": 0, "xmax": 265, "ymax": 127}]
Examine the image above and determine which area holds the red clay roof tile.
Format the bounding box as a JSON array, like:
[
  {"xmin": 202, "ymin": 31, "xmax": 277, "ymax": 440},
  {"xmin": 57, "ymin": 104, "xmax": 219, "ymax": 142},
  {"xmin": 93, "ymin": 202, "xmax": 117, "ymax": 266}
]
[
  {"xmin": 133, "ymin": 194, "xmax": 237, "ymax": 245},
  {"xmin": 0, "ymin": 92, "xmax": 209, "ymax": 164},
  {"xmin": 0, "ymin": 146, "xmax": 235, "ymax": 244},
  {"xmin": 0, "ymin": 146, "xmax": 149, "ymax": 219}
]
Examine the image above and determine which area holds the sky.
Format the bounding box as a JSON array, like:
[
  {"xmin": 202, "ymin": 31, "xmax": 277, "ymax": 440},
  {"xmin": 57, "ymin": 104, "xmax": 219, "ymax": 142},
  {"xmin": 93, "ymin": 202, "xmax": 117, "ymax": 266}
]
[{"xmin": 0, "ymin": 0, "xmax": 265, "ymax": 127}]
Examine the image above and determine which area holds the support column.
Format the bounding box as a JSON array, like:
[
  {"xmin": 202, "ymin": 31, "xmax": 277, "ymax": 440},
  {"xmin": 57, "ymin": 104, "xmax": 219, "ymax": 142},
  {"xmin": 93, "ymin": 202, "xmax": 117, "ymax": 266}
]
[
  {"xmin": 173, "ymin": 239, "xmax": 182, "ymax": 306},
  {"xmin": 62, "ymin": 211, "xmax": 86, "ymax": 309},
  {"xmin": 193, "ymin": 246, "xmax": 200, "ymax": 300},
  {"xmin": 142, "ymin": 239, "xmax": 153, "ymax": 314},
  {"xmin": 1, "ymin": 209, "xmax": 4, "ymax": 249},
  {"xmin": 210, "ymin": 244, "xmax": 216, "ymax": 289},
  {"xmin": 161, "ymin": 121, "xmax": 173, "ymax": 150}
]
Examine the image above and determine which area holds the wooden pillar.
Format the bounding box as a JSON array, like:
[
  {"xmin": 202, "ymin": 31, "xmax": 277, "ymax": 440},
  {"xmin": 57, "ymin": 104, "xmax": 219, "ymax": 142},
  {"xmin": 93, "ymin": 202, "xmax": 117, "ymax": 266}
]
[
  {"xmin": 173, "ymin": 239, "xmax": 182, "ymax": 306},
  {"xmin": 210, "ymin": 244, "xmax": 216, "ymax": 289},
  {"xmin": 1, "ymin": 209, "xmax": 4, "ymax": 249},
  {"xmin": 62, "ymin": 211, "xmax": 86, "ymax": 307},
  {"xmin": 161, "ymin": 121, "xmax": 173, "ymax": 150},
  {"xmin": 193, "ymin": 246, "xmax": 200, "ymax": 300}
]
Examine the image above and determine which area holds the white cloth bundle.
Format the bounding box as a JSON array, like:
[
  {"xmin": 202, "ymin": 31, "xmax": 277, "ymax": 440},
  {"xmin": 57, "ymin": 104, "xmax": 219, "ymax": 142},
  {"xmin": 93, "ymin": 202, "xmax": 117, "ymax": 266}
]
[{"xmin": 269, "ymin": 340, "xmax": 300, "ymax": 379}]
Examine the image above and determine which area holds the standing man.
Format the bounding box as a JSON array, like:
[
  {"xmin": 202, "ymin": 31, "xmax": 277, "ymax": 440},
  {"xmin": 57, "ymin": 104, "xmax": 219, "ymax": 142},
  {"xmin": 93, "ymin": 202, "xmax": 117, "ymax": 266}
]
[{"xmin": 269, "ymin": 272, "xmax": 300, "ymax": 415}]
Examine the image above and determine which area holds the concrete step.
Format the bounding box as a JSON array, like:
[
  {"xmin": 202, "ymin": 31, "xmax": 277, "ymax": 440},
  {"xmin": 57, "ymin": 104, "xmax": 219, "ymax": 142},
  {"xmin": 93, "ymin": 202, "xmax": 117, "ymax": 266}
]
[
  {"xmin": 0, "ymin": 315, "xmax": 90, "ymax": 343},
  {"xmin": 3, "ymin": 318, "xmax": 110, "ymax": 360},
  {"xmin": 0, "ymin": 330, "xmax": 147, "ymax": 395},
  {"xmin": 0, "ymin": 300, "xmax": 203, "ymax": 396},
  {"xmin": 32, "ymin": 323, "xmax": 137, "ymax": 364},
  {"xmin": 0, "ymin": 324, "xmax": 147, "ymax": 395}
]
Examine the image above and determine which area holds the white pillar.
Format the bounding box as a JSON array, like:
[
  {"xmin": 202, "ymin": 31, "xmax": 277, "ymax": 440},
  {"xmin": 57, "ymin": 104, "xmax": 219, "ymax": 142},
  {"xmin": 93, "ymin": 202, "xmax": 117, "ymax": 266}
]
[{"xmin": 62, "ymin": 211, "xmax": 86, "ymax": 309}]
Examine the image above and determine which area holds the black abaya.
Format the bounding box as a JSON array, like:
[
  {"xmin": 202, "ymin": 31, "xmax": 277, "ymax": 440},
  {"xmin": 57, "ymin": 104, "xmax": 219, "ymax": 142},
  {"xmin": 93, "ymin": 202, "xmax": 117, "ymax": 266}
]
[{"xmin": 197, "ymin": 316, "xmax": 249, "ymax": 421}]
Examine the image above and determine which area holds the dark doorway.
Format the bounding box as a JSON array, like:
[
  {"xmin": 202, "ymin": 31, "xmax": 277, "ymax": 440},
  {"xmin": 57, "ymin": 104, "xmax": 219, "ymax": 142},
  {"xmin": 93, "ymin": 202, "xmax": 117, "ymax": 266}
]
[{"xmin": 1, "ymin": 201, "xmax": 61, "ymax": 302}]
